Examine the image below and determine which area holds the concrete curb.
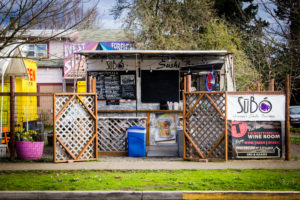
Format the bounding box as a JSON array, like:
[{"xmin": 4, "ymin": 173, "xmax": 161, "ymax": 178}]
[{"xmin": 0, "ymin": 191, "xmax": 299, "ymax": 200}]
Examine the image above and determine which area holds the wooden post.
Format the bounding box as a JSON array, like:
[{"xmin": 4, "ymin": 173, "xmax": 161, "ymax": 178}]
[
  {"xmin": 146, "ymin": 112, "xmax": 150, "ymax": 146},
  {"xmin": 184, "ymin": 75, "xmax": 187, "ymax": 92},
  {"xmin": 9, "ymin": 76, "xmax": 15, "ymax": 161},
  {"xmin": 268, "ymin": 79, "xmax": 275, "ymax": 91},
  {"xmin": 285, "ymin": 74, "xmax": 290, "ymax": 161},
  {"xmin": 256, "ymin": 82, "xmax": 261, "ymax": 91},
  {"xmin": 95, "ymin": 93, "xmax": 98, "ymax": 159},
  {"xmin": 93, "ymin": 78, "xmax": 99, "ymax": 159},
  {"xmin": 186, "ymin": 75, "xmax": 191, "ymax": 92},
  {"xmin": 87, "ymin": 76, "xmax": 91, "ymax": 93},
  {"xmin": 183, "ymin": 76, "xmax": 187, "ymax": 159},
  {"xmin": 225, "ymin": 92, "xmax": 228, "ymax": 161},
  {"xmin": 92, "ymin": 77, "xmax": 96, "ymax": 93},
  {"xmin": 53, "ymin": 94, "xmax": 56, "ymax": 162}
]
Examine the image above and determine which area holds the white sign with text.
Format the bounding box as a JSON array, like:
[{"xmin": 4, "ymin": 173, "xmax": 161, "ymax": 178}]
[{"xmin": 227, "ymin": 94, "xmax": 286, "ymax": 121}]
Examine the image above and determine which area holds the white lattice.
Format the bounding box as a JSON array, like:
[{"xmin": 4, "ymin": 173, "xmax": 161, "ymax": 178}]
[
  {"xmin": 98, "ymin": 117, "xmax": 146, "ymax": 152},
  {"xmin": 80, "ymin": 95, "xmax": 95, "ymax": 113},
  {"xmin": 55, "ymin": 96, "xmax": 71, "ymax": 115},
  {"xmin": 54, "ymin": 94, "xmax": 97, "ymax": 162}
]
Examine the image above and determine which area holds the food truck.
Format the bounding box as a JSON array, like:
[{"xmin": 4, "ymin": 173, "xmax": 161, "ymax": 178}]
[{"xmin": 78, "ymin": 50, "xmax": 235, "ymax": 157}]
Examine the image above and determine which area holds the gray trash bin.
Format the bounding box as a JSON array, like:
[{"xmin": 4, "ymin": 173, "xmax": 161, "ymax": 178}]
[{"xmin": 177, "ymin": 127, "xmax": 183, "ymax": 157}]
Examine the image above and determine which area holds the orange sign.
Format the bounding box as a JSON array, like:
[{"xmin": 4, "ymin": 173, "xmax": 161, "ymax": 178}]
[{"xmin": 27, "ymin": 68, "xmax": 36, "ymax": 82}]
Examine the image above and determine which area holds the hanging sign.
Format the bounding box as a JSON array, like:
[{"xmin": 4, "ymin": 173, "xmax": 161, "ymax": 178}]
[
  {"xmin": 64, "ymin": 41, "xmax": 134, "ymax": 78},
  {"xmin": 231, "ymin": 121, "xmax": 281, "ymax": 158},
  {"xmin": 206, "ymin": 72, "xmax": 215, "ymax": 91},
  {"xmin": 227, "ymin": 94, "xmax": 285, "ymax": 121}
]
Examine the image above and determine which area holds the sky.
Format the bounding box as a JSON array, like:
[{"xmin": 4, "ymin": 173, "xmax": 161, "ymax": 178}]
[
  {"xmin": 98, "ymin": 0, "xmax": 123, "ymax": 29},
  {"xmin": 99, "ymin": 0, "xmax": 282, "ymax": 31}
]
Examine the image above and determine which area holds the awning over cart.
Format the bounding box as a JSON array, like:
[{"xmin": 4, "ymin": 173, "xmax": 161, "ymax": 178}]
[{"xmin": 0, "ymin": 45, "xmax": 29, "ymax": 79}]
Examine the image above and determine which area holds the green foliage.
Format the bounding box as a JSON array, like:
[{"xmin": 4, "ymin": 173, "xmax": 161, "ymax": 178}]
[
  {"xmin": 0, "ymin": 169, "xmax": 300, "ymax": 191},
  {"xmin": 291, "ymin": 137, "xmax": 300, "ymax": 145},
  {"xmin": 112, "ymin": 0, "xmax": 260, "ymax": 90},
  {"xmin": 214, "ymin": 0, "xmax": 268, "ymax": 32},
  {"xmin": 16, "ymin": 130, "xmax": 38, "ymax": 142},
  {"xmin": 291, "ymin": 126, "xmax": 300, "ymax": 134},
  {"xmin": 196, "ymin": 19, "xmax": 260, "ymax": 90},
  {"xmin": 259, "ymin": 0, "xmax": 300, "ymax": 103}
]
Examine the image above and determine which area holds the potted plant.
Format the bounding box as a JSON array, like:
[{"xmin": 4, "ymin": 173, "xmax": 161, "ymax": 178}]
[{"xmin": 15, "ymin": 129, "xmax": 44, "ymax": 160}]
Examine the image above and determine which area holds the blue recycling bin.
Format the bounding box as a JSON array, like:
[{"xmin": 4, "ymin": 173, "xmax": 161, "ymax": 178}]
[{"xmin": 127, "ymin": 126, "xmax": 146, "ymax": 157}]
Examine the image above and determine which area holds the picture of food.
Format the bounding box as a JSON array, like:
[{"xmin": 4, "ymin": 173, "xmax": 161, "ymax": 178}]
[
  {"xmin": 158, "ymin": 119, "xmax": 171, "ymax": 137},
  {"xmin": 155, "ymin": 114, "xmax": 177, "ymax": 142}
]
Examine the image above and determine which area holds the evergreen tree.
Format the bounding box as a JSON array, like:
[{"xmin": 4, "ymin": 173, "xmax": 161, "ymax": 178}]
[
  {"xmin": 214, "ymin": 0, "xmax": 259, "ymax": 30},
  {"xmin": 274, "ymin": 0, "xmax": 300, "ymax": 103}
]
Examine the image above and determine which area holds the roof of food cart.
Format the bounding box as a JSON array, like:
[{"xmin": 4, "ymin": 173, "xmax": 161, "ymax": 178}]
[{"xmin": 77, "ymin": 50, "xmax": 228, "ymax": 57}]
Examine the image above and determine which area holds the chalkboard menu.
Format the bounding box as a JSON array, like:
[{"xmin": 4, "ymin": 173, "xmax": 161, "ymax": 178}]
[
  {"xmin": 88, "ymin": 71, "xmax": 136, "ymax": 100},
  {"xmin": 141, "ymin": 70, "xmax": 179, "ymax": 103}
]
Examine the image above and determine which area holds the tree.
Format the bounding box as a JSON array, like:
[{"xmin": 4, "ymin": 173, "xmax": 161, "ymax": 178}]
[
  {"xmin": 251, "ymin": 0, "xmax": 300, "ymax": 103},
  {"xmin": 0, "ymin": 0, "xmax": 100, "ymax": 56},
  {"xmin": 214, "ymin": 0, "xmax": 261, "ymax": 30},
  {"xmin": 275, "ymin": 0, "xmax": 300, "ymax": 103},
  {"xmin": 112, "ymin": 0, "xmax": 260, "ymax": 90}
]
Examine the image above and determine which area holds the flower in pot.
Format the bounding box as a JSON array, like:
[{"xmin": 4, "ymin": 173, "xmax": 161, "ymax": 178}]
[{"xmin": 16, "ymin": 129, "xmax": 44, "ymax": 160}]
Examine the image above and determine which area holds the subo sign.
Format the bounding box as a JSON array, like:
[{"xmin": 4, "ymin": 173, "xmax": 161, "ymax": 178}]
[
  {"xmin": 227, "ymin": 94, "xmax": 285, "ymax": 121},
  {"xmin": 231, "ymin": 121, "xmax": 281, "ymax": 158}
]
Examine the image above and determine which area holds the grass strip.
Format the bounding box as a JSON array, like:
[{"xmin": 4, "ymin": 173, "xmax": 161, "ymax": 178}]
[
  {"xmin": 291, "ymin": 137, "xmax": 300, "ymax": 145},
  {"xmin": 0, "ymin": 169, "xmax": 300, "ymax": 191},
  {"xmin": 291, "ymin": 126, "xmax": 300, "ymax": 135}
]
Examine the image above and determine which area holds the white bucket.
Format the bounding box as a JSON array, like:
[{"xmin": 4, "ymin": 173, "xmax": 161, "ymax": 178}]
[{"xmin": 0, "ymin": 144, "xmax": 6, "ymax": 158}]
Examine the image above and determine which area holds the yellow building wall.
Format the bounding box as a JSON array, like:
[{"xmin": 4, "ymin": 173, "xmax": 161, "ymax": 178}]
[
  {"xmin": 1, "ymin": 59, "xmax": 38, "ymax": 133},
  {"xmin": 0, "ymin": 82, "xmax": 10, "ymax": 132}
]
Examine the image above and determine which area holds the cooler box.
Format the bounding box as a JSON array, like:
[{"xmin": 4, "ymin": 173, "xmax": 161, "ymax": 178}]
[{"xmin": 127, "ymin": 126, "xmax": 146, "ymax": 157}]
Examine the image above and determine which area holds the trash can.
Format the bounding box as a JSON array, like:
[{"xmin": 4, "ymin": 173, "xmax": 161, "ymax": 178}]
[
  {"xmin": 177, "ymin": 127, "xmax": 183, "ymax": 157},
  {"xmin": 127, "ymin": 126, "xmax": 146, "ymax": 157}
]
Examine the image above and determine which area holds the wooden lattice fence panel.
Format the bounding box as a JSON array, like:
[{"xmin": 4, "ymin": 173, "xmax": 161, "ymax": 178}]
[
  {"xmin": 98, "ymin": 117, "xmax": 146, "ymax": 154},
  {"xmin": 54, "ymin": 93, "xmax": 97, "ymax": 162},
  {"xmin": 183, "ymin": 92, "xmax": 227, "ymax": 160}
]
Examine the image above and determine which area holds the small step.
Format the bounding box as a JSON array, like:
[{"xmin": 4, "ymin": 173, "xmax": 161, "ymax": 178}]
[{"xmin": 147, "ymin": 145, "xmax": 179, "ymax": 157}]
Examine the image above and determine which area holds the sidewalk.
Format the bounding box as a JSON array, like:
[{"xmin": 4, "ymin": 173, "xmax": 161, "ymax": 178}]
[{"xmin": 0, "ymin": 158, "xmax": 300, "ymax": 170}]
